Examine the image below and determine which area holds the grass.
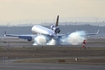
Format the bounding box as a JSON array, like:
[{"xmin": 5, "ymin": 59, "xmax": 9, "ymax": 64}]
[
  {"xmin": 15, "ymin": 57, "xmax": 105, "ymax": 65},
  {"xmin": 0, "ymin": 47, "xmax": 105, "ymax": 65}
]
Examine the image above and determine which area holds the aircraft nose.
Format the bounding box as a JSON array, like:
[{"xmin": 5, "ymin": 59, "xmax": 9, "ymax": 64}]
[{"xmin": 31, "ymin": 26, "xmax": 36, "ymax": 33}]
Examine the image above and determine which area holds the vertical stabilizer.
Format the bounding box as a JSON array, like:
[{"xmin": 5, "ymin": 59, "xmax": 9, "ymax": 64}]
[{"xmin": 55, "ymin": 15, "xmax": 59, "ymax": 26}]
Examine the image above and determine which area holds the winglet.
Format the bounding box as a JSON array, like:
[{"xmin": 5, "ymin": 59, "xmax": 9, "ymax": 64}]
[
  {"xmin": 96, "ymin": 29, "xmax": 99, "ymax": 34},
  {"xmin": 4, "ymin": 31, "xmax": 6, "ymax": 36},
  {"xmin": 55, "ymin": 15, "xmax": 59, "ymax": 26}
]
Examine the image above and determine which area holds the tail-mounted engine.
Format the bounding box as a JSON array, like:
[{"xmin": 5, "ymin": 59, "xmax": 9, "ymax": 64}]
[
  {"xmin": 50, "ymin": 25, "xmax": 60, "ymax": 34},
  {"xmin": 50, "ymin": 15, "xmax": 60, "ymax": 34}
]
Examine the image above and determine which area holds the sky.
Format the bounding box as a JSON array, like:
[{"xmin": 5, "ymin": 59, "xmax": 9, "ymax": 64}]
[{"xmin": 0, "ymin": 0, "xmax": 105, "ymax": 25}]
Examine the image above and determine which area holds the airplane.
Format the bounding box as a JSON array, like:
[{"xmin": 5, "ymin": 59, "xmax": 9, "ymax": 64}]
[{"xmin": 4, "ymin": 15, "xmax": 99, "ymax": 45}]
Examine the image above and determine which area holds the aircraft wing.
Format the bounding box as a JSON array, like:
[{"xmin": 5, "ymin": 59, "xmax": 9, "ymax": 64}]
[
  {"xmin": 4, "ymin": 32, "xmax": 55, "ymax": 41},
  {"xmin": 4, "ymin": 32, "xmax": 34, "ymax": 41},
  {"xmin": 57, "ymin": 30, "xmax": 99, "ymax": 38},
  {"xmin": 85, "ymin": 30, "xmax": 99, "ymax": 36}
]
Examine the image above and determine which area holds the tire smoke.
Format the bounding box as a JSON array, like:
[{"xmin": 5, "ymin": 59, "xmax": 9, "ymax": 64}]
[
  {"xmin": 33, "ymin": 31, "xmax": 86, "ymax": 45},
  {"xmin": 33, "ymin": 35, "xmax": 56, "ymax": 45},
  {"xmin": 64, "ymin": 31, "xmax": 86, "ymax": 45},
  {"xmin": 46, "ymin": 39, "xmax": 56, "ymax": 45}
]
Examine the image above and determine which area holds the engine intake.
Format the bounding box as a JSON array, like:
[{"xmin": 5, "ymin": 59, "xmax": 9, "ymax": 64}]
[{"xmin": 54, "ymin": 27, "xmax": 60, "ymax": 34}]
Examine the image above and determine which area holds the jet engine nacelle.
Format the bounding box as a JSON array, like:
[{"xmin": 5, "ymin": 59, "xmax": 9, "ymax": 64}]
[{"xmin": 50, "ymin": 25, "xmax": 60, "ymax": 34}]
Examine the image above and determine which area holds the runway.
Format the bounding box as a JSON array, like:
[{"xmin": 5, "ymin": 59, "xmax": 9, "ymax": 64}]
[
  {"xmin": 0, "ymin": 37, "xmax": 105, "ymax": 70},
  {"xmin": 0, "ymin": 37, "xmax": 105, "ymax": 47},
  {"xmin": 0, "ymin": 63, "xmax": 105, "ymax": 70}
]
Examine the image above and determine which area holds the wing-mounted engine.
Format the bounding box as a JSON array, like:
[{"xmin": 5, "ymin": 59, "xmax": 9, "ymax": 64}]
[
  {"xmin": 50, "ymin": 15, "xmax": 60, "ymax": 34},
  {"xmin": 50, "ymin": 25, "xmax": 60, "ymax": 34}
]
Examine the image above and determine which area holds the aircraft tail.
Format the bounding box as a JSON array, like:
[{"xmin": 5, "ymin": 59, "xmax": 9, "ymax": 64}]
[{"xmin": 55, "ymin": 15, "xmax": 59, "ymax": 26}]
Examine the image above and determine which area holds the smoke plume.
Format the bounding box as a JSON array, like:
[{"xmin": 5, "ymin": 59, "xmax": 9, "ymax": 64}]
[
  {"xmin": 46, "ymin": 39, "xmax": 56, "ymax": 45},
  {"xmin": 33, "ymin": 35, "xmax": 56, "ymax": 45},
  {"xmin": 33, "ymin": 31, "xmax": 86, "ymax": 45},
  {"xmin": 66, "ymin": 31, "xmax": 86, "ymax": 45},
  {"xmin": 34, "ymin": 35, "xmax": 47, "ymax": 45}
]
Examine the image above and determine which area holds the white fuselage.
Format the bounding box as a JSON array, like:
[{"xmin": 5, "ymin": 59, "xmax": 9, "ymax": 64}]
[{"xmin": 31, "ymin": 25, "xmax": 55, "ymax": 36}]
